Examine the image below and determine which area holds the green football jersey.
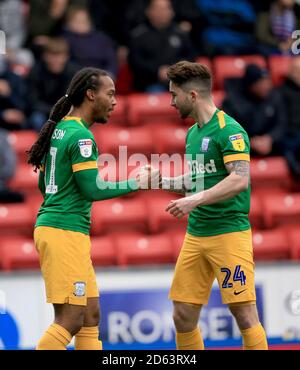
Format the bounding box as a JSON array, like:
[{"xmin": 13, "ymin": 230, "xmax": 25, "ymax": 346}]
[
  {"xmin": 35, "ymin": 117, "xmax": 99, "ymax": 235},
  {"xmin": 186, "ymin": 109, "xmax": 251, "ymax": 237}
]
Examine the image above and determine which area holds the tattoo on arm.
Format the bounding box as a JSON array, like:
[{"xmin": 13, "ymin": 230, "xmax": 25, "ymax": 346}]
[{"xmin": 225, "ymin": 160, "xmax": 250, "ymax": 178}]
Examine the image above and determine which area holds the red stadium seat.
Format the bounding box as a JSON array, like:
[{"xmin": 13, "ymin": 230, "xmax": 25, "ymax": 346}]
[
  {"xmin": 0, "ymin": 237, "xmax": 39, "ymax": 271},
  {"xmin": 9, "ymin": 163, "xmax": 39, "ymax": 193},
  {"xmin": 290, "ymin": 177, "xmax": 300, "ymax": 193},
  {"xmin": 26, "ymin": 193, "xmax": 44, "ymax": 216},
  {"xmin": 91, "ymin": 198, "xmax": 148, "ymax": 235},
  {"xmin": 107, "ymin": 95, "xmax": 128, "ymax": 125},
  {"xmin": 115, "ymin": 62, "xmax": 134, "ymax": 95},
  {"xmin": 95, "ymin": 125, "xmax": 154, "ymax": 157},
  {"xmin": 168, "ymin": 229, "xmax": 186, "ymax": 260},
  {"xmin": 212, "ymin": 90, "xmax": 226, "ymax": 108},
  {"xmin": 252, "ymin": 229, "xmax": 290, "ymax": 261},
  {"xmin": 127, "ymin": 93, "xmax": 180, "ymax": 126},
  {"xmin": 196, "ymin": 56, "xmax": 213, "ymax": 72},
  {"xmin": 269, "ymin": 55, "xmax": 291, "ymax": 86},
  {"xmin": 115, "ymin": 232, "xmax": 173, "ymax": 267},
  {"xmin": 91, "ymin": 236, "xmax": 117, "ymax": 266},
  {"xmin": 289, "ymin": 229, "xmax": 300, "ymax": 261},
  {"xmin": 153, "ymin": 125, "xmax": 187, "ymax": 154},
  {"xmin": 249, "ymin": 192, "xmax": 264, "ymax": 229},
  {"xmin": 213, "ymin": 55, "xmax": 267, "ymax": 89},
  {"xmin": 250, "ymin": 157, "xmax": 291, "ymax": 190},
  {"xmin": 8, "ymin": 130, "xmax": 37, "ymax": 163},
  {"xmin": 263, "ymin": 193, "xmax": 300, "ymax": 228},
  {"xmin": 0, "ymin": 203, "xmax": 34, "ymax": 236},
  {"xmin": 146, "ymin": 193, "xmax": 187, "ymax": 233}
]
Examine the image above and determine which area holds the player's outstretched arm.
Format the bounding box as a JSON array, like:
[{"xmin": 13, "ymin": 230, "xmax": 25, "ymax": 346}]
[
  {"xmin": 138, "ymin": 165, "xmax": 161, "ymax": 190},
  {"xmin": 159, "ymin": 173, "xmax": 194, "ymax": 195},
  {"xmin": 74, "ymin": 166, "xmax": 160, "ymax": 202},
  {"xmin": 165, "ymin": 160, "xmax": 250, "ymax": 219}
]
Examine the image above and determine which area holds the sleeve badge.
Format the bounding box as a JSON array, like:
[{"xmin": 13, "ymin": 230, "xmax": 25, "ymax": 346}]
[
  {"xmin": 78, "ymin": 139, "xmax": 93, "ymax": 158},
  {"xmin": 229, "ymin": 134, "xmax": 245, "ymax": 152}
]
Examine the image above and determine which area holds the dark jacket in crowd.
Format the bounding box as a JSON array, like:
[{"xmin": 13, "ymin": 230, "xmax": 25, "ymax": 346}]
[
  {"xmin": 129, "ymin": 20, "xmax": 195, "ymax": 91},
  {"xmin": 222, "ymin": 79, "xmax": 286, "ymax": 144},
  {"xmin": 0, "ymin": 65, "xmax": 27, "ymax": 130},
  {"xmin": 123, "ymin": 0, "xmax": 201, "ymax": 45},
  {"xmin": 279, "ymin": 78, "xmax": 300, "ymax": 136},
  {"xmin": 27, "ymin": 0, "xmax": 83, "ymax": 44},
  {"xmin": 27, "ymin": 60, "xmax": 79, "ymax": 116},
  {"xmin": 62, "ymin": 29, "xmax": 118, "ymax": 78}
]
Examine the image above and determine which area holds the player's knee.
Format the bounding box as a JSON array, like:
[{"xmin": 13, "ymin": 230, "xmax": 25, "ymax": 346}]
[
  {"xmin": 69, "ymin": 320, "xmax": 84, "ymax": 336},
  {"xmin": 229, "ymin": 304, "xmax": 259, "ymax": 330},
  {"xmin": 84, "ymin": 307, "xmax": 100, "ymax": 327},
  {"xmin": 54, "ymin": 320, "xmax": 83, "ymax": 337},
  {"xmin": 55, "ymin": 308, "xmax": 85, "ymax": 336},
  {"xmin": 173, "ymin": 302, "xmax": 199, "ymax": 332}
]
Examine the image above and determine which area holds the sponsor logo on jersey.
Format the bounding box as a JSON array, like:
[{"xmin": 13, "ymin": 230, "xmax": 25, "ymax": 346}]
[
  {"xmin": 201, "ymin": 137, "xmax": 211, "ymax": 152},
  {"xmin": 74, "ymin": 282, "xmax": 86, "ymax": 297},
  {"xmin": 234, "ymin": 289, "xmax": 247, "ymax": 296},
  {"xmin": 52, "ymin": 129, "xmax": 66, "ymax": 140},
  {"xmin": 78, "ymin": 139, "xmax": 93, "ymax": 158},
  {"xmin": 229, "ymin": 134, "xmax": 245, "ymax": 151},
  {"xmin": 188, "ymin": 159, "xmax": 217, "ymax": 175}
]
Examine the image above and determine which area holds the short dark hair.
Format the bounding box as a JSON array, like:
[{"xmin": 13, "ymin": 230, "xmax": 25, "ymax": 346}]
[
  {"xmin": 66, "ymin": 5, "xmax": 90, "ymax": 23},
  {"xmin": 44, "ymin": 38, "xmax": 69, "ymax": 55},
  {"xmin": 167, "ymin": 61, "xmax": 212, "ymax": 95}
]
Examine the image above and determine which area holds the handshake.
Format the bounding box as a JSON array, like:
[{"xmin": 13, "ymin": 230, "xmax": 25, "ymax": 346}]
[{"xmin": 136, "ymin": 165, "xmax": 161, "ymax": 190}]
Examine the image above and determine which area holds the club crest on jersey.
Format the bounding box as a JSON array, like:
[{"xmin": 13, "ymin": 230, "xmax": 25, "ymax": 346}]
[
  {"xmin": 229, "ymin": 134, "xmax": 245, "ymax": 152},
  {"xmin": 73, "ymin": 282, "xmax": 86, "ymax": 297},
  {"xmin": 201, "ymin": 137, "xmax": 211, "ymax": 152},
  {"xmin": 78, "ymin": 139, "xmax": 93, "ymax": 158}
]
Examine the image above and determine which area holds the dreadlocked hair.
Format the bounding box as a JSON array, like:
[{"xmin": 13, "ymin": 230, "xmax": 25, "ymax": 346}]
[{"xmin": 27, "ymin": 67, "xmax": 108, "ymax": 171}]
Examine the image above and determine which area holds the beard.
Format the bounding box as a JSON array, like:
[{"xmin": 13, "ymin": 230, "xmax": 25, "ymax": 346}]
[
  {"xmin": 96, "ymin": 117, "xmax": 108, "ymax": 124},
  {"xmin": 94, "ymin": 112, "xmax": 109, "ymax": 124},
  {"xmin": 179, "ymin": 105, "xmax": 192, "ymax": 119}
]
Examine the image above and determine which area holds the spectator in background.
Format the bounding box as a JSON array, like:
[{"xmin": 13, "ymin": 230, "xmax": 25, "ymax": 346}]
[
  {"xmin": 280, "ymin": 57, "xmax": 300, "ymax": 177},
  {"xmin": 62, "ymin": 5, "xmax": 118, "ymax": 78},
  {"xmin": 124, "ymin": 0, "xmax": 201, "ymax": 46},
  {"xmin": 28, "ymin": 0, "xmax": 71, "ymax": 47},
  {"xmin": 128, "ymin": 0, "xmax": 195, "ymax": 92},
  {"xmin": 256, "ymin": 0, "xmax": 300, "ymax": 55},
  {"xmin": 0, "ymin": 0, "xmax": 25, "ymax": 51},
  {"xmin": 0, "ymin": 56, "xmax": 27, "ymax": 131},
  {"xmin": 88, "ymin": 0, "xmax": 132, "ymax": 46},
  {"xmin": 0, "ymin": 0, "xmax": 33, "ymax": 69},
  {"xmin": 28, "ymin": 0, "xmax": 69, "ymax": 54},
  {"xmin": 87, "ymin": 0, "xmax": 200, "ymax": 47},
  {"xmin": 222, "ymin": 64, "xmax": 287, "ymax": 156},
  {"xmin": 27, "ymin": 0, "xmax": 87, "ymax": 57},
  {"xmin": 0, "ymin": 129, "xmax": 24, "ymax": 203},
  {"xmin": 194, "ymin": 0, "xmax": 257, "ymax": 56},
  {"xmin": 27, "ymin": 38, "xmax": 79, "ymax": 131}
]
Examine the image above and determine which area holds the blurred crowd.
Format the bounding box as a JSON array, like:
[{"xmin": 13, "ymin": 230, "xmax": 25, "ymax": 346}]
[{"xmin": 1, "ymin": 0, "xmax": 300, "ymax": 202}]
